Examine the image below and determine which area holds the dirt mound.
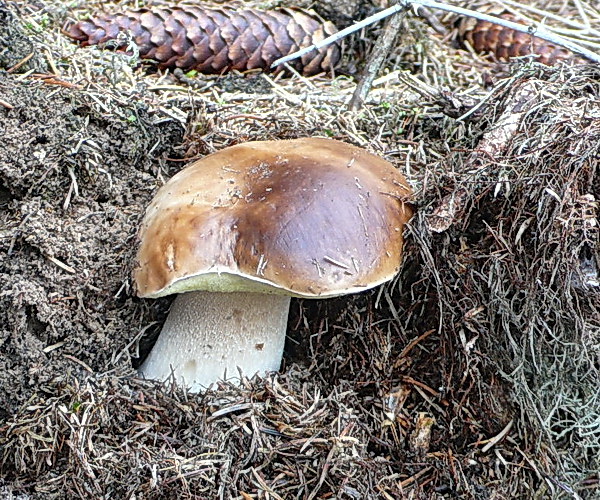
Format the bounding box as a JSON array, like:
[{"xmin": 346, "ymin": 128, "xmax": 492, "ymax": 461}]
[{"xmin": 0, "ymin": 71, "xmax": 184, "ymax": 417}]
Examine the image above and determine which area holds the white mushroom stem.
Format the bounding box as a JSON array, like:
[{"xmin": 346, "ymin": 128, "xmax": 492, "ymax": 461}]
[{"xmin": 139, "ymin": 291, "xmax": 290, "ymax": 392}]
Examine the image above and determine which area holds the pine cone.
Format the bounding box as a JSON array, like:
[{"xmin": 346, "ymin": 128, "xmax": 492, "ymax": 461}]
[
  {"xmin": 66, "ymin": 6, "xmax": 340, "ymax": 76},
  {"xmin": 459, "ymin": 12, "xmax": 576, "ymax": 65}
]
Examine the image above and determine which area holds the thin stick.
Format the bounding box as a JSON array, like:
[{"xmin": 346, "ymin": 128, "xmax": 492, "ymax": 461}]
[
  {"xmin": 500, "ymin": 0, "xmax": 597, "ymax": 34},
  {"xmin": 270, "ymin": 0, "xmax": 600, "ymax": 69},
  {"xmin": 271, "ymin": 4, "xmax": 410, "ymax": 68},
  {"xmin": 349, "ymin": 8, "xmax": 406, "ymax": 111},
  {"xmin": 491, "ymin": 0, "xmax": 600, "ymax": 41},
  {"xmin": 481, "ymin": 420, "xmax": 514, "ymax": 452},
  {"xmin": 417, "ymin": 0, "xmax": 600, "ymax": 61}
]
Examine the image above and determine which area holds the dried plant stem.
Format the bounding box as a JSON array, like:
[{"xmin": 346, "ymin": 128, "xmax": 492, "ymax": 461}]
[
  {"xmin": 271, "ymin": 0, "xmax": 600, "ymax": 68},
  {"xmin": 500, "ymin": 0, "xmax": 600, "ymax": 37},
  {"xmin": 349, "ymin": 9, "xmax": 406, "ymax": 112}
]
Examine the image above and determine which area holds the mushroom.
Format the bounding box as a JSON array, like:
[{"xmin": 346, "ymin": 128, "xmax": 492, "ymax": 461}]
[{"xmin": 134, "ymin": 137, "xmax": 414, "ymax": 391}]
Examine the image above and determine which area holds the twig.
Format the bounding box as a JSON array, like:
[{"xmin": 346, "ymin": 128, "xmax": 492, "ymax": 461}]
[
  {"xmin": 0, "ymin": 97, "xmax": 14, "ymax": 109},
  {"xmin": 63, "ymin": 354, "xmax": 93, "ymax": 373},
  {"xmin": 407, "ymin": 0, "xmax": 600, "ymax": 62},
  {"xmin": 399, "ymin": 465, "xmax": 433, "ymax": 487},
  {"xmin": 399, "ymin": 329, "xmax": 436, "ymax": 358},
  {"xmin": 271, "ymin": 4, "xmax": 410, "ymax": 68},
  {"xmin": 45, "ymin": 253, "xmax": 76, "ymax": 274},
  {"xmin": 349, "ymin": 8, "xmax": 406, "ymax": 111},
  {"xmin": 271, "ymin": 0, "xmax": 600, "ymax": 69},
  {"xmin": 481, "ymin": 420, "xmax": 514, "ymax": 452},
  {"xmin": 7, "ymin": 52, "xmax": 34, "ymax": 73},
  {"xmin": 500, "ymin": 0, "xmax": 600, "ymax": 38}
]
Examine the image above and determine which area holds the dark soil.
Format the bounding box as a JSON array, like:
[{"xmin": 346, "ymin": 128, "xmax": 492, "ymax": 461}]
[{"xmin": 0, "ymin": 70, "xmax": 184, "ymax": 417}]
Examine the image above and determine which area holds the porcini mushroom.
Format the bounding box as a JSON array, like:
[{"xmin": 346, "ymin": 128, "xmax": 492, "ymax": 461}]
[{"xmin": 134, "ymin": 137, "xmax": 413, "ymax": 391}]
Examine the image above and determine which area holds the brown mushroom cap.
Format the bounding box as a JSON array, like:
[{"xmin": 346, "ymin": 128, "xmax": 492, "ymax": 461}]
[{"xmin": 134, "ymin": 138, "xmax": 413, "ymax": 299}]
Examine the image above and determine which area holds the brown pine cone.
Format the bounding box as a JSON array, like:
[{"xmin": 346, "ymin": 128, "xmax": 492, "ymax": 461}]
[
  {"xmin": 66, "ymin": 6, "xmax": 340, "ymax": 76},
  {"xmin": 459, "ymin": 12, "xmax": 577, "ymax": 65}
]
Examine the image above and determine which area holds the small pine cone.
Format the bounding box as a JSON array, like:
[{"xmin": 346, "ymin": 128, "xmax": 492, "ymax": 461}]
[
  {"xmin": 66, "ymin": 6, "xmax": 340, "ymax": 76},
  {"xmin": 459, "ymin": 12, "xmax": 576, "ymax": 65}
]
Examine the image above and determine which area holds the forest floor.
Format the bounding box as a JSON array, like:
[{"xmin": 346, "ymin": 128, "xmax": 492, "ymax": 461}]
[{"xmin": 0, "ymin": 0, "xmax": 598, "ymax": 498}]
